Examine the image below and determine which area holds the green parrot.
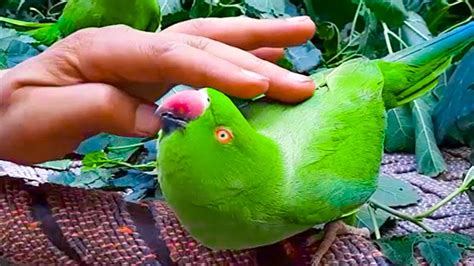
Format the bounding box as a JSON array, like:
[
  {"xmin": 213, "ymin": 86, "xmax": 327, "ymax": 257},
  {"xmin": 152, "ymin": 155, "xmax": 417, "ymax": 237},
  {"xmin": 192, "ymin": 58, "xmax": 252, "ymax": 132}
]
[
  {"xmin": 155, "ymin": 22, "xmax": 473, "ymax": 264},
  {"xmin": 0, "ymin": 0, "xmax": 161, "ymax": 46}
]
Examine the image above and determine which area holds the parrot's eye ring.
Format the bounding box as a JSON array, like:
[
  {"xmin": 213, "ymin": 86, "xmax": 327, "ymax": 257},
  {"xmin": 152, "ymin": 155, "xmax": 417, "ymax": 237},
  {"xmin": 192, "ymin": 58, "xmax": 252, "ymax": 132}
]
[{"xmin": 215, "ymin": 127, "xmax": 233, "ymax": 144}]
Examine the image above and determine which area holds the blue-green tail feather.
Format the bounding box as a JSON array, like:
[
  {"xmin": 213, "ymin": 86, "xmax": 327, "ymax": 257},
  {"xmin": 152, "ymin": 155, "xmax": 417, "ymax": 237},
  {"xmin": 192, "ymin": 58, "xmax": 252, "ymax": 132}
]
[
  {"xmin": 0, "ymin": 16, "xmax": 60, "ymax": 46},
  {"xmin": 378, "ymin": 22, "xmax": 474, "ymax": 109}
]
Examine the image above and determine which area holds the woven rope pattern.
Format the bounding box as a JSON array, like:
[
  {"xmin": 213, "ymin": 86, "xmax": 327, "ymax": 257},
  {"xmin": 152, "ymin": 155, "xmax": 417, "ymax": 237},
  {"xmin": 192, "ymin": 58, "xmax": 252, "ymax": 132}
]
[
  {"xmin": 0, "ymin": 147, "xmax": 473, "ymax": 265},
  {"xmin": 0, "ymin": 181, "xmax": 75, "ymax": 265}
]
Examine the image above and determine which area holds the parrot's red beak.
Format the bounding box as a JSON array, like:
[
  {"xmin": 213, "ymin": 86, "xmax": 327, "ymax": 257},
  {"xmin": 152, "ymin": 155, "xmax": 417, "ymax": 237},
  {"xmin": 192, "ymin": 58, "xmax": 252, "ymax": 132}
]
[{"xmin": 156, "ymin": 89, "xmax": 210, "ymax": 135}]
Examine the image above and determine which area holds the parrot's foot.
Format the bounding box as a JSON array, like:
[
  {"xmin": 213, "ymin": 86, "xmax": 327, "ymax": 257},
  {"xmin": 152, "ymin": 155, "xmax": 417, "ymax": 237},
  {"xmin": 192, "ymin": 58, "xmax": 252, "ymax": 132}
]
[{"xmin": 307, "ymin": 220, "xmax": 370, "ymax": 266}]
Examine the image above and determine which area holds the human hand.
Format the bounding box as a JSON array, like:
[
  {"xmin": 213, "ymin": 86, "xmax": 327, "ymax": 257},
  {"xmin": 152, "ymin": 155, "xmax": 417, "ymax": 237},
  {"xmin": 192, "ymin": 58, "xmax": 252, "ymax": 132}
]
[{"xmin": 0, "ymin": 16, "xmax": 316, "ymax": 164}]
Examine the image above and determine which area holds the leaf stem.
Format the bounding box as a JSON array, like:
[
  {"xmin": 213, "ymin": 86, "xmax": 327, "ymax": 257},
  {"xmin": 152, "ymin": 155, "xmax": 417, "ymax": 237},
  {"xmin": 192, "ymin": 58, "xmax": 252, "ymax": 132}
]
[
  {"xmin": 218, "ymin": 3, "xmax": 246, "ymax": 14},
  {"xmin": 413, "ymin": 185, "xmax": 469, "ymax": 219},
  {"xmin": 439, "ymin": 16, "xmax": 473, "ymax": 35},
  {"xmin": 382, "ymin": 22, "xmax": 394, "ymax": 54},
  {"xmin": 448, "ymin": 0, "xmax": 464, "ymax": 7},
  {"xmin": 403, "ymin": 21, "xmax": 430, "ymax": 41},
  {"xmin": 387, "ymin": 30, "xmax": 409, "ymax": 49},
  {"xmin": 107, "ymin": 142, "xmax": 145, "ymax": 151},
  {"xmin": 107, "ymin": 137, "xmax": 154, "ymax": 151},
  {"xmin": 368, "ymin": 205, "xmax": 381, "ymax": 239},
  {"xmin": 112, "ymin": 161, "xmax": 156, "ymax": 170},
  {"xmin": 348, "ymin": 0, "xmax": 363, "ymax": 44},
  {"xmin": 326, "ymin": 0, "xmax": 363, "ymax": 64},
  {"xmin": 369, "ymin": 200, "xmax": 434, "ymax": 233}
]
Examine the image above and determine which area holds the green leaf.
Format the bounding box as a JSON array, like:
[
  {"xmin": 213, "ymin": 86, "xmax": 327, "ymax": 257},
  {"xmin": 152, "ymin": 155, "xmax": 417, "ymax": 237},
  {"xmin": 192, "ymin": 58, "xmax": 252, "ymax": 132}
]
[
  {"xmin": 106, "ymin": 135, "xmax": 144, "ymax": 161},
  {"xmin": 190, "ymin": 0, "xmax": 243, "ymax": 18},
  {"xmin": 75, "ymin": 133, "xmax": 110, "ymax": 155},
  {"xmin": 303, "ymin": 0, "xmax": 358, "ymax": 28},
  {"xmin": 433, "ymin": 47, "xmax": 474, "ymax": 149},
  {"xmin": 419, "ymin": 0, "xmax": 470, "ymax": 34},
  {"xmin": 35, "ymin": 159, "xmax": 72, "ymax": 170},
  {"xmin": 5, "ymin": 39, "xmax": 39, "ymax": 67},
  {"xmin": 48, "ymin": 171, "xmax": 77, "ymax": 186},
  {"xmin": 401, "ymin": 11, "xmax": 433, "ymax": 46},
  {"xmin": 159, "ymin": 0, "xmax": 185, "ymax": 16},
  {"xmin": 419, "ymin": 238, "xmax": 463, "ymax": 266},
  {"xmin": 0, "ymin": 27, "xmax": 36, "ymax": 50},
  {"xmin": 384, "ymin": 105, "xmax": 415, "ymax": 152},
  {"xmin": 362, "ymin": 0, "xmax": 408, "ymax": 27},
  {"xmin": 356, "ymin": 175, "xmax": 419, "ymax": 232},
  {"xmin": 316, "ymin": 21, "xmax": 340, "ymax": 59},
  {"xmin": 0, "ymin": 27, "xmax": 39, "ymax": 67},
  {"xmin": 355, "ymin": 7, "xmax": 385, "ymax": 60},
  {"xmin": 158, "ymin": 0, "xmax": 190, "ymax": 28},
  {"xmin": 82, "ymin": 151, "xmax": 114, "ymax": 170},
  {"xmin": 355, "ymin": 204, "xmax": 391, "ymax": 233},
  {"xmin": 244, "ymin": 0, "xmax": 285, "ymax": 15},
  {"xmin": 283, "ymin": 41, "xmax": 322, "ymax": 73},
  {"xmin": 371, "ymin": 175, "xmax": 420, "ymax": 207},
  {"xmin": 70, "ymin": 169, "xmax": 114, "ymax": 189},
  {"xmin": 376, "ymin": 232, "xmax": 472, "ymax": 266},
  {"xmin": 75, "ymin": 133, "xmax": 144, "ymax": 161},
  {"xmin": 376, "ymin": 233, "xmax": 418, "ymax": 265},
  {"xmin": 411, "ymin": 98, "xmax": 446, "ymax": 176}
]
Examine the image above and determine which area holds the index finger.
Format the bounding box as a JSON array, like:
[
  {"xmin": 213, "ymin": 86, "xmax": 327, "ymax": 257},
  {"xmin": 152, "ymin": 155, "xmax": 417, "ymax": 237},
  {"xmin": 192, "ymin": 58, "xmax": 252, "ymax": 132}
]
[{"xmin": 163, "ymin": 16, "xmax": 316, "ymax": 50}]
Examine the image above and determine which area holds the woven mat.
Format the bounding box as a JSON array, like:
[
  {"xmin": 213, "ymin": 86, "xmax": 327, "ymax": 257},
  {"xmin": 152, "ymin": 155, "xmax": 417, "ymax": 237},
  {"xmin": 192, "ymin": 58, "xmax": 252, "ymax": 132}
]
[{"xmin": 0, "ymin": 147, "xmax": 473, "ymax": 265}]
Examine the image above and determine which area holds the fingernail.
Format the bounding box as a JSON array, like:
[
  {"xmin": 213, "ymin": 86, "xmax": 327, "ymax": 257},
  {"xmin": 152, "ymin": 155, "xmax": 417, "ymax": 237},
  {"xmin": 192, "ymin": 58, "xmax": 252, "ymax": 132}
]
[
  {"xmin": 242, "ymin": 69, "xmax": 270, "ymax": 82},
  {"xmin": 287, "ymin": 72, "xmax": 313, "ymax": 83},
  {"xmin": 135, "ymin": 103, "xmax": 160, "ymax": 137},
  {"xmin": 285, "ymin": 16, "xmax": 310, "ymax": 23}
]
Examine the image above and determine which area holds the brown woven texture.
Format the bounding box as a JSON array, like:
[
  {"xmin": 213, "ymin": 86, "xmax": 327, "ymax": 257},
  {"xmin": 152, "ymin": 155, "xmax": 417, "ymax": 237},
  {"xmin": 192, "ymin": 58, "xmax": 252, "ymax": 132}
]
[{"xmin": 0, "ymin": 147, "xmax": 473, "ymax": 265}]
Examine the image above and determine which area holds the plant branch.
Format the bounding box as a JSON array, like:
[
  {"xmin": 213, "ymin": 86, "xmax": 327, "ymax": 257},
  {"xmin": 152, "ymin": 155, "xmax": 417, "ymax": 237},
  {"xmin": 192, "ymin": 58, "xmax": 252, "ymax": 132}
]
[
  {"xmin": 403, "ymin": 21, "xmax": 430, "ymax": 41},
  {"xmin": 440, "ymin": 16, "xmax": 473, "ymax": 35},
  {"xmin": 382, "ymin": 22, "xmax": 394, "ymax": 54},
  {"xmin": 326, "ymin": 0, "xmax": 363, "ymax": 64},
  {"xmin": 368, "ymin": 205, "xmax": 381, "ymax": 239},
  {"xmin": 413, "ymin": 185, "xmax": 470, "ymax": 219},
  {"xmin": 387, "ymin": 30, "xmax": 409, "ymax": 49},
  {"xmin": 369, "ymin": 200, "xmax": 434, "ymax": 233}
]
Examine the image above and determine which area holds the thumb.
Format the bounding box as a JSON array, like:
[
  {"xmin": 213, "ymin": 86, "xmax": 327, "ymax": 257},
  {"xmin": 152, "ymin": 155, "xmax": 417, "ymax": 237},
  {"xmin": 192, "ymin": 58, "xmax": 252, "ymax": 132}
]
[{"xmin": 0, "ymin": 83, "xmax": 160, "ymax": 164}]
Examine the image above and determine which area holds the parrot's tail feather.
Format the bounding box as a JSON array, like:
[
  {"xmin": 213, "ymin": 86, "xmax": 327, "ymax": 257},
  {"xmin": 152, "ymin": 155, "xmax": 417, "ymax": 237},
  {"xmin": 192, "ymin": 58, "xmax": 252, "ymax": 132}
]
[
  {"xmin": 0, "ymin": 16, "xmax": 60, "ymax": 46},
  {"xmin": 26, "ymin": 25, "xmax": 61, "ymax": 46},
  {"xmin": 378, "ymin": 22, "xmax": 474, "ymax": 109},
  {"xmin": 395, "ymin": 59, "xmax": 451, "ymax": 106},
  {"xmin": 0, "ymin": 16, "xmax": 55, "ymax": 29},
  {"xmin": 383, "ymin": 21, "xmax": 474, "ymax": 65}
]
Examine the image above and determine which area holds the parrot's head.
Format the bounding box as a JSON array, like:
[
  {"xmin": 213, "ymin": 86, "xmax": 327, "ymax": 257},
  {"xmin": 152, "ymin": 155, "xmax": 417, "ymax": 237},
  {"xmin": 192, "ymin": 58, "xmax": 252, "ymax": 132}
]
[{"xmin": 156, "ymin": 88, "xmax": 282, "ymax": 207}]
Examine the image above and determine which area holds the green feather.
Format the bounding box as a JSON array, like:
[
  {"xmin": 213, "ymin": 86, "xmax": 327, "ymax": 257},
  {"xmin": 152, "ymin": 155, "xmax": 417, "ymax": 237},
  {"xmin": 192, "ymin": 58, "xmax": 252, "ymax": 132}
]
[{"xmin": 0, "ymin": 0, "xmax": 161, "ymax": 46}]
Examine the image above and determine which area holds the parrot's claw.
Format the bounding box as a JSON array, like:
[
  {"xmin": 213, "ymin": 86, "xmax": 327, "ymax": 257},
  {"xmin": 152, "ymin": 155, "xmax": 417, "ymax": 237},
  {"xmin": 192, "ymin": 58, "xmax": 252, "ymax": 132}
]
[{"xmin": 307, "ymin": 220, "xmax": 371, "ymax": 266}]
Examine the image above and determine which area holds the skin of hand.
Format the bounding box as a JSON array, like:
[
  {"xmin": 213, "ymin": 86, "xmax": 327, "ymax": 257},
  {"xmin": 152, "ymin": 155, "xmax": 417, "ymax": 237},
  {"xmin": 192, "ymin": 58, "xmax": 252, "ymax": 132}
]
[{"xmin": 0, "ymin": 16, "xmax": 316, "ymax": 165}]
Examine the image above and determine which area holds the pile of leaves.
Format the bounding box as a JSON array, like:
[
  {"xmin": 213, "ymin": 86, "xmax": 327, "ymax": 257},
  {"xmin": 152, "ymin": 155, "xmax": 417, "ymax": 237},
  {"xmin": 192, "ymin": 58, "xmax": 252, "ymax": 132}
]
[{"xmin": 1, "ymin": 0, "xmax": 473, "ymax": 264}]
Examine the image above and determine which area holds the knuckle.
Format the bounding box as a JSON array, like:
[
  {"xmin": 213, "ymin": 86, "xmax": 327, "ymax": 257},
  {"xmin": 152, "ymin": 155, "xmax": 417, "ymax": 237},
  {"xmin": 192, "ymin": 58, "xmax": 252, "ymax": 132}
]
[
  {"xmin": 59, "ymin": 27, "xmax": 98, "ymax": 51},
  {"xmin": 184, "ymin": 18, "xmax": 209, "ymax": 33},
  {"xmin": 151, "ymin": 40, "xmax": 187, "ymax": 59},
  {"xmin": 251, "ymin": 56, "xmax": 271, "ymax": 72},
  {"xmin": 93, "ymin": 85, "xmax": 122, "ymax": 119},
  {"xmin": 186, "ymin": 35, "xmax": 210, "ymax": 50}
]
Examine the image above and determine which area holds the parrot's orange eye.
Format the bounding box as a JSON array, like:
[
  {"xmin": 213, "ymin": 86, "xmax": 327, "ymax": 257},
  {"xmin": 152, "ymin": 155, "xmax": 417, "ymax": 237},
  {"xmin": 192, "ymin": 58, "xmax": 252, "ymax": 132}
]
[{"xmin": 215, "ymin": 127, "xmax": 233, "ymax": 144}]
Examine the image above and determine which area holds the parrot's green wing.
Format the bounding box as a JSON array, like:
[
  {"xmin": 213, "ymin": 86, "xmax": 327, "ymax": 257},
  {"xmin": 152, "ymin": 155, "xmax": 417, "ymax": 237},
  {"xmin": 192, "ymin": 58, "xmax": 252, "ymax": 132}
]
[
  {"xmin": 241, "ymin": 58, "xmax": 385, "ymax": 225},
  {"xmin": 57, "ymin": 0, "xmax": 161, "ymax": 37},
  {"xmin": 0, "ymin": 0, "xmax": 161, "ymax": 46}
]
